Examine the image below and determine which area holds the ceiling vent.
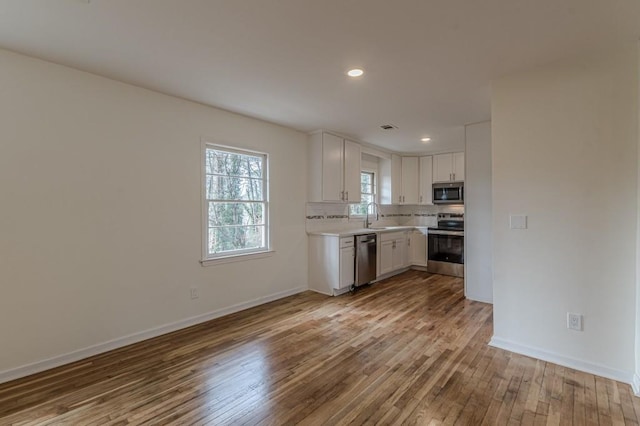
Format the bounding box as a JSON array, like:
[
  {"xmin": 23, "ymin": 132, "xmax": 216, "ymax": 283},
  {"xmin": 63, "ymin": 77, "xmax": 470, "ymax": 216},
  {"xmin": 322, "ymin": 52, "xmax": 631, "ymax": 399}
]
[{"xmin": 380, "ymin": 124, "xmax": 398, "ymax": 130}]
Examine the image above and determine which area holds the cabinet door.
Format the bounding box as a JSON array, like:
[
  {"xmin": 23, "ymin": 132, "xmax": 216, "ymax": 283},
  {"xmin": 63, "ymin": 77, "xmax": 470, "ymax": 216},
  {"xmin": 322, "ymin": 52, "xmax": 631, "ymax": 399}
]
[
  {"xmin": 409, "ymin": 230, "xmax": 427, "ymax": 266},
  {"xmin": 419, "ymin": 156, "xmax": 433, "ymax": 205},
  {"xmin": 339, "ymin": 246, "xmax": 355, "ymax": 288},
  {"xmin": 392, "ymin": 238, "xmax": 405, "ymax": 270},
  {"xmin": 343, "ymin": 140, "xmax": 362, "ymax": 203},
  {"xmin": 391, "ymin": 154, "xmax": 402, "ymax": 204},
  {"xmin": 433, "ymin": 153, "xmax": 453, "ymax": 182},
  {"xmin": 380, "ymin": 240, "xmax": 394, "ymax": 275},
  {"xmin": 401, "ymin": 157, "xmax": 419, "ymax": 204},
  {"xmin": 453, "ymin": 152, "xmax": 465, "ymax": 181},
  {"xmin": 322, "ymin": 133, "xmax": 344, "ymax": 201}
]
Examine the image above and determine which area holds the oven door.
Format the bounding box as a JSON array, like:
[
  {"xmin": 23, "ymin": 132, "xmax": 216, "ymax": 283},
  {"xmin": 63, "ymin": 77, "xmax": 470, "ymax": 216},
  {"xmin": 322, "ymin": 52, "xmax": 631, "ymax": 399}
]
[{"xmin": 428, "ymin": 231, "xmax": 464, "ymax": 264}]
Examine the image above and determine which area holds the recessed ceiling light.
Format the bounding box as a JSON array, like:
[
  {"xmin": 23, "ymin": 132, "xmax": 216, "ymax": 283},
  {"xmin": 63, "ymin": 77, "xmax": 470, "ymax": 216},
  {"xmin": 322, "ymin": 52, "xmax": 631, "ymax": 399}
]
[
  {"xmin": 347, "ymin": 68, "xmax": 364, "ymax": 77},
  {"xmin": 421, "ymin": 137, "xmax": 431, "ymax": 142}
]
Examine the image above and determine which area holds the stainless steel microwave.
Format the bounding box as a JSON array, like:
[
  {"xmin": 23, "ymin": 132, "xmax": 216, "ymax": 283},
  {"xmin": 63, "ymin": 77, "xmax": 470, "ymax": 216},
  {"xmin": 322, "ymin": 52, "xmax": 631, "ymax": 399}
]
[{"xmin": 433, "ymin": 182, "xmax": 464, "ymax": 204}]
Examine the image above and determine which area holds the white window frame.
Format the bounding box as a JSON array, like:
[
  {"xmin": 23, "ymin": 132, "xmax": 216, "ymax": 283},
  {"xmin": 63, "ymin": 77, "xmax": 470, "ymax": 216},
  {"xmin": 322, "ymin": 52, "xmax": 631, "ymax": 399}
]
[
  {"xmin": 349, "ymin": 170, "xmax": 377, "ymax": 218},
  {"xmin": 200, "ymin": 141, "xmax": 272, "ymax": 265}
]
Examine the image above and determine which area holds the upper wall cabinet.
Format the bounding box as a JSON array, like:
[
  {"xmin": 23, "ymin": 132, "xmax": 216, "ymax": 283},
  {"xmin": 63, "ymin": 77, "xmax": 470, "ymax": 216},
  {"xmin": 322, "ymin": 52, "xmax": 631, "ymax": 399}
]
[
  {"xmin": 401, "ymin": 157, "xmax": 419, "ymax": 205},
  {"xmin": 419, "ymin": 156, "xmax": 433, "ymax": 205},
  {"xmin": 309, "ymin": 132, "xmax": 362, "ymax": 203},
  {"xmin": 433, "ymin": 152, "xmax": 465, "ymax": 182},
  {"xmin": 380, "ymin": 155, "xmax": 433, "ymax": 205}
]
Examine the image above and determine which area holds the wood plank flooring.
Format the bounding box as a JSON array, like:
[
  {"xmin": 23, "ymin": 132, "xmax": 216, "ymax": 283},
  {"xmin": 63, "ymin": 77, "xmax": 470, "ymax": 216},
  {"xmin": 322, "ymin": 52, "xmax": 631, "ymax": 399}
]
[{"xmin": 1, "ymin": 270, "xmax": 638, "ymax": 425}]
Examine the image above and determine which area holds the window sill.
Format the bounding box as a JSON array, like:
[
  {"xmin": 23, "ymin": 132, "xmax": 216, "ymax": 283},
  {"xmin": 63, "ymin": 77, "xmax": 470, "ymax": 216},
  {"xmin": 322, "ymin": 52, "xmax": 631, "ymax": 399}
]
[{"xmin": 200, "ymin": 250, "xmax": 275, "ymax": 267}]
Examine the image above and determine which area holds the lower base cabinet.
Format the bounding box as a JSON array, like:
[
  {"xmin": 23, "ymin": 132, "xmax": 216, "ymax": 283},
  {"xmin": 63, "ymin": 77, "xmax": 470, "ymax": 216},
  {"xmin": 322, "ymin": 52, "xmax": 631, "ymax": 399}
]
[
  {"xmin": 309, "ymin": 235, "xmax": 355, "ymax": 296},
  {"xmin": 379, "ymin": 231, "xmax": 408, "ymax": 276},
  {"xmin": 309, "ymin": 228, "xmax": 430, "ymax": 296},
  {"xmin": 408, "ymin": 229, "xmax": 428, "ymax": 267},
  {"xmin": 339, "ymin": 239, "xmax": 355, "ymax": 289}
]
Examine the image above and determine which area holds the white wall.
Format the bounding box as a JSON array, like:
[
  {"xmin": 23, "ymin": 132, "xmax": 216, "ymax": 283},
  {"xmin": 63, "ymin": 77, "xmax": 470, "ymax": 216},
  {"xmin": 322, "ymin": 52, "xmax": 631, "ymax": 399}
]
[
  {"xmin": 636, "ymin": 41, "xmax": 640, "ymax": 394},
  {"xmin": 464, "ymin": 121, "xmax": 492, "ymax": 303},
  {"xmin": 491, "ymin": 46, "xmax": 638, "ymax": 382},
  {"xmin": 0, "ymin": 49, "xmax": 308, "ymax": 380}
]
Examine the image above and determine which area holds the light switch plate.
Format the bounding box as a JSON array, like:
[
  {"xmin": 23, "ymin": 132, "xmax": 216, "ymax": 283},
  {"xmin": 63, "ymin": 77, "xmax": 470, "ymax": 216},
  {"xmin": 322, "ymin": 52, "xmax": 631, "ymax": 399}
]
[{"xmin": 510, "ymin": 214, "xmax": 527, "ymax": 229}]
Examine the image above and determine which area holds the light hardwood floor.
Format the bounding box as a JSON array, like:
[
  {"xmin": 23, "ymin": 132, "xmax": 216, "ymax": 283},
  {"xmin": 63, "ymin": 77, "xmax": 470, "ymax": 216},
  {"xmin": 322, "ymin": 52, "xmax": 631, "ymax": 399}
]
[{"xmin": 1, "ymin": 271, "xmax": 638, "ymax": 425}]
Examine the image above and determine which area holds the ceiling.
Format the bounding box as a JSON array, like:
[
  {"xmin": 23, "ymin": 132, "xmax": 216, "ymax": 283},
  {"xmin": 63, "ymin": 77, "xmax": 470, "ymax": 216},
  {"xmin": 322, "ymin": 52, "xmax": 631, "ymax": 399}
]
[{"xmin": 0, "ymin": 0, "xmax": 639, "ymax": 153}]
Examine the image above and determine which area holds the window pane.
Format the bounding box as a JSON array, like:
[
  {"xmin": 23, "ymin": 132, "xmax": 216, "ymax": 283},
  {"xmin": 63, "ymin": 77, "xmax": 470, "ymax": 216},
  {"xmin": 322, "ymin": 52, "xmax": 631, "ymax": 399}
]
[
  {"xmin": 208, "ymin": 225, "xmax": 265, "ymax": 254},
  {"xmin": 208, "ymin": 202, "xmax": 264, "ymax": 227},
  {"xmin": 360, "ymin": 173, "xmax": 371, "ymax": 194},
  {"xmin": 204, "ymin": 145, "xmax": 268, "ymax": 259},
  {"xmin": 350, "ymin": 203, "xmax": 366, "ymax": 216},
  {"xmin": 351, "ymin": 172, "xmax": 376, "ymax": 216},
  {"xmin": 206, "ymin": 149, "xmax": 263, "ymax": 178},
  {"xmin": 206, "ymin": 176, "xmax": 264, "ymax": 201}
]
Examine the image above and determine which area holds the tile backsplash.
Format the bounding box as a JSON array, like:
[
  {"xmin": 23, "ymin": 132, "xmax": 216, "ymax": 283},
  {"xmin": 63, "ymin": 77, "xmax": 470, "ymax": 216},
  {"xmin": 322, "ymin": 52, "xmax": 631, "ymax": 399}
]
[{"xmin": 305, "ymin": 202, "xmax": 464, "ymax": 233}]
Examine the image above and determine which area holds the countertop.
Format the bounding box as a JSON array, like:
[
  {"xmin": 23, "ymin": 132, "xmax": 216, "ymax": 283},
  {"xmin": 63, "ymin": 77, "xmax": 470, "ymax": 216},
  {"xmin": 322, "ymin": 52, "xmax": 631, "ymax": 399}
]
[{"xmin": 307, "ymin": 226, "xmax": 429, "ymax": 237}]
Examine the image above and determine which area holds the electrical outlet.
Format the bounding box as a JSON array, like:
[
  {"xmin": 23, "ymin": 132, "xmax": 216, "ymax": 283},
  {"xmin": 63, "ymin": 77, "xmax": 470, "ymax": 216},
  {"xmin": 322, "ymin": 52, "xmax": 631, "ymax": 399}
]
[
  {"xmin": 190, "ymin": 288, "xmax": 199, "ymax": 300},
  {"xmin": 567, "ymin": 313, "xmax": 583, "ymax": 331}
]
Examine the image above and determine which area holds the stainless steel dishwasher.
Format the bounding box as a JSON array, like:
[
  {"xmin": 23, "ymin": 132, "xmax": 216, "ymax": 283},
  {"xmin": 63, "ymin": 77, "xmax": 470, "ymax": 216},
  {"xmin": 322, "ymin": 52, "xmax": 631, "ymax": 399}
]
[{"xmin": 355, "ymin": 234, "xmax": 377, "ymax": 286}]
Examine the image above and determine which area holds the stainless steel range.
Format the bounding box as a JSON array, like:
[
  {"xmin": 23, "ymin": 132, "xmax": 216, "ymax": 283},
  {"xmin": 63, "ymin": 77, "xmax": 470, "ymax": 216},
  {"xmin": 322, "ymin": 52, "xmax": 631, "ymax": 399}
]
[{"xmin": 427, "ymin": 213, "xmax": 464, "ymax": 277}]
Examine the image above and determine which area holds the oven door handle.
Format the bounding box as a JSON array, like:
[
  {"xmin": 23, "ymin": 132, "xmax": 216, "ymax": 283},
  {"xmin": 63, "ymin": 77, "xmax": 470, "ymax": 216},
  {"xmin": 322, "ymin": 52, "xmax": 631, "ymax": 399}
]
[{"xmin": 428, "ymin": 230, "xmax": 464, "ymax": 237}]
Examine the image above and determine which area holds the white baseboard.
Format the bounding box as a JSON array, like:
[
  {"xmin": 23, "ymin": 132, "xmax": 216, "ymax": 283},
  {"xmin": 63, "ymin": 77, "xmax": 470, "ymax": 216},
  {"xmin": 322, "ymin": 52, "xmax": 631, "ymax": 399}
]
[
  {"xmin": 489, "ymin": 336, "xmax": 634, "ymax": 386},
  {"xmin": 465, "ymin": 293, "xmax": 493, "ymax": 304},
  {"xmin": 0, "ymin": 286, "xmax": 307, "ymax": 385},
  {"xmin": 632, "ymin": 373, "xmax": 640, "ymax": 396}
]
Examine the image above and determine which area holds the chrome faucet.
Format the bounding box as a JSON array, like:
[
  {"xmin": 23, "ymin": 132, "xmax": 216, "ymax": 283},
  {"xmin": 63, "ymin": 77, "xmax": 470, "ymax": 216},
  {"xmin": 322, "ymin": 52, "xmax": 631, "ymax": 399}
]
[{"xmin": 365, "ymin": 201, "xmax": 380, "ymax": 228}]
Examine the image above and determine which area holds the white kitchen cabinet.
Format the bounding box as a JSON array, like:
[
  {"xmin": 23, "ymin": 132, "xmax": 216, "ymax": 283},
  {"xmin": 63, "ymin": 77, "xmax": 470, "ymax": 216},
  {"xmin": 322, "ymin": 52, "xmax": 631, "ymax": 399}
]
[
  {"xmin": 401, "ymin": 156, "xmax": 419, "ymax": 204},
  {"xmin": 433, "ymin": 152, "xmax": 465, "ymax": 182},
  {"xmin": 343, "ymin": 140, "xmax": 362, "ymax": 203},
  {"xmin": 453, "ymin": 152, "xmax": 465, "ymax": 181},
  {"xmin": 379, "ymin": 231, "xmax": 408, "ymax": 276},
  {"xmin": 408, "ymin": 229, "xmax": 427, "ymax": 267},
  {"xmin": 339, "ymin": 241, "xmax": 355, "ymax": 289},
  {"xmin": 308, "ymin": 235, "xmax": 355, "ymax": 296},
  {"xmin": 381, "ymin": 155, "xmax": 424, "ymax": 204},
  {"xmin": 308, "ymin": 131, "xmax": 362, "ymax": 203},
  {"xmin": 419, "ymin": 156, "xmax": 433, "ymax": 205},
  {"xmin": 379, "ymin": 240, "xmax": 394, "ymax": 275},
  {"xmin": 393, "ymin": 237, "xmax": 406, "ymax": 269}
]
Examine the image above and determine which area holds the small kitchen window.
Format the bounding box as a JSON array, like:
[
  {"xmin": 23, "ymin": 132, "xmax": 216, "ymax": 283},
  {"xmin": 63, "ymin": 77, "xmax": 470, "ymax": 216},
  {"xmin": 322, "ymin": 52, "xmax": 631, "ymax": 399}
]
[
  {"xmin": 350, "ymin": 171, "xmax": 376, "ymax": 217},
  {"xmin": 202, "ymin": 144, "xmax": 270, "ymax": 264}
]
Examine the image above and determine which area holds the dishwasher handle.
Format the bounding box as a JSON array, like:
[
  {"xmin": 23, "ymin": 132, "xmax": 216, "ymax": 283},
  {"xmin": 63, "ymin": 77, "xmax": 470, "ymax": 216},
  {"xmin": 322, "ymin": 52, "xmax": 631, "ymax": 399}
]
[{"xmin": 356, "ymin": 234, "xmax": 377, "ymax": 244}]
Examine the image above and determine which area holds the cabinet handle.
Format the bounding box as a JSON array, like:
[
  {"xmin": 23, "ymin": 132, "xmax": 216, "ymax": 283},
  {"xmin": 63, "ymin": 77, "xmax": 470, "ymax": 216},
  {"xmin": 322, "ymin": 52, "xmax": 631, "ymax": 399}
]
[
  {"xmin": 453, "ymin": 173, "xmax": 456, "ymax": 181},
  {"xmin": 420, "ymin": 195, "xmax": 422, "ymax": 203},
  {"xmin": 345, "ymin": 191, "xmax": 348, "ymax": 201},
  {"xmin": 398, "ymin": 195, "xmax": 401, "ymax": 203}
]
